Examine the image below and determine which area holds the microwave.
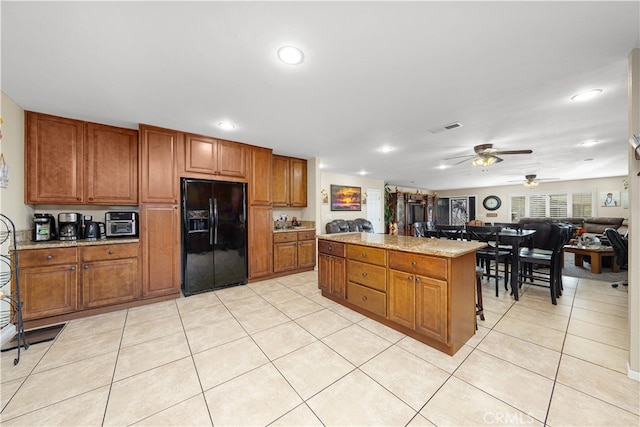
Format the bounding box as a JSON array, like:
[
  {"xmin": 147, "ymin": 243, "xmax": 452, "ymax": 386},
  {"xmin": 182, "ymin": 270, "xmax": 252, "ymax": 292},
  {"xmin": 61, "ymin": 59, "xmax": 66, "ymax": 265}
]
[{"xmin": 105, "ymin": 211, "xmax": 138, "ymax": 237}]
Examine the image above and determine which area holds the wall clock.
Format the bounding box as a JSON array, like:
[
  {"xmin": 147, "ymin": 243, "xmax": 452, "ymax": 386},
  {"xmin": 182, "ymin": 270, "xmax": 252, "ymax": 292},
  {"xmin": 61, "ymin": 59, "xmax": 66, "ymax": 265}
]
[{"xmin": 483, "ymin": 195, "xmax": 501, "ymax": 211}]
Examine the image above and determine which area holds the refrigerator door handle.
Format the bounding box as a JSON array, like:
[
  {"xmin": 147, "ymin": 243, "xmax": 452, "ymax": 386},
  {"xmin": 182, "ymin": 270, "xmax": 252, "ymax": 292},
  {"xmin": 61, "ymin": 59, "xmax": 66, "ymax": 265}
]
[
  {"xmin": 209, "ymin": 198, "xmax": 214, "ymax": 245},
  {"xmin": 213, "ymin": 198, "xmax": 219, "ymax": 245}
]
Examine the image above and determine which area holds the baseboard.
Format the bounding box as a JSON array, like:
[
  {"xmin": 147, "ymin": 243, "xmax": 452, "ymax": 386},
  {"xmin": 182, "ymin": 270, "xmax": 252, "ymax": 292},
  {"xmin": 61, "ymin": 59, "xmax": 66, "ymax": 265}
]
[
  {"xmin": 1, "ymin": 324, "xmax": 17, "ymax": 345},
  {"xmin": 628, "ymin": 362, "xmax": 640, "ymax": 382}
]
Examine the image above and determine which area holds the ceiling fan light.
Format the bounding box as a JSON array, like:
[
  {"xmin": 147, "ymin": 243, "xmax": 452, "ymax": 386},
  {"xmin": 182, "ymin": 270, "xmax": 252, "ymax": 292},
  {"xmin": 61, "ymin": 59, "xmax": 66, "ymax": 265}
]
[
  {"xmin": 471, "ymin": 156, "xmax": 498, "ymax": 167},
  {"xmin": 524, "ymin": 180, "xmax": 539, "ymax": 187}
]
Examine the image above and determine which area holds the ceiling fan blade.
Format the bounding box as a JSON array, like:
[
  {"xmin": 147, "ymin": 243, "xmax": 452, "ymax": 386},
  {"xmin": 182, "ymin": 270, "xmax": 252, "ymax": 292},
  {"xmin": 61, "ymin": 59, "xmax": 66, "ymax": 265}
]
[
  {"xmin": 494, "ymin": 156, "xmax": 504, "ymax": 163},
  {"xmin": 493, "ymin": 149, "xmax": 533, "ymax": 155},
  {"xmin": 453, "ymin": 157, "xmax": 473, "ymax": 165},
  {"xmin": 444, "ymin": 153, "xmax": 474, "ymax": 161}
]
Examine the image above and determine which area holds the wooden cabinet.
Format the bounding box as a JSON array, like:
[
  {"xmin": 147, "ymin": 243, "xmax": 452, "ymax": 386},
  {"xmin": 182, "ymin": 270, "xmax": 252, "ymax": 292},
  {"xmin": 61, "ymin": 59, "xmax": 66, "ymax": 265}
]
[
  {"xmin": 272, "ymin": 230, "xmax": 316, "ymax": 273},
  {"xmin": 18, "ymin": 248, "xmax": 78, "ymax": 321},
  {"xmin": 85, "ymin": 122, "xmax": 138, "ymax": 204},
  {"xmin": 139, "ymin": 124, "xmax": 179, "ymax": 203},
  {"xmin": 272, "ymin": 155, "xmax": 307, "ymax": 207},
  {"xmin": 25, "ymin": 111, "xmax": 138, "ymax": 205},
  {"xmin": 80, "ymin": 243, "xmax": 139, "ymax": 309},
  {"xmin": 25, "ymin": 112, "xmax": 84, "ymax": 204},
  {"xmin": 248, "ymin": 205, "xmax": 273, "ymax": 279},
  {"xmin": 297, "ymin": 231, "xmax": 316, "ymax": 268},
  {"xmin": 346, "ymin": 245, "xmax": 387, "ymax": 317},
  {"xmin": 249, "ymin": 147, "xmax": 272, "ymax": 205},
  {"xmin": 140, "ymin": 204, "xmax": 181, "ymax": 297},
  {"xmin": 415, "ymin": 276, "xmax": 448, "ymax": 343},
  {"xmin": 184, "ymin": 133, "xmax": 247, "ymax": 179},
  {"xmin": 318, "ymin": 240, "xmax": 346, "ymax": 298}
]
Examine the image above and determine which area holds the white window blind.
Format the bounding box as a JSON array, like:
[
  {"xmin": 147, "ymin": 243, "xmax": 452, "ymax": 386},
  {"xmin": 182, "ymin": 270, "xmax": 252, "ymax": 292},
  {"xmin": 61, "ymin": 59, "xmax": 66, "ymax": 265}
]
[
  {"xmin": 511, "ymin": 196, "xmax": 525, "ymax": 222},
  {"xmin": 572, "ymin": 193, "xmax": 593, "ymax": 217},
  {"xmin": 549, "ymin": 194, "xmax": 568, "ymax": 218},
  {"xmin": 529, "ymin": 195, "xmax": 547, "ymax": 217},
  {"xmin": 510, "ymin": 191, "xmax": 594, "ymax": 220}
]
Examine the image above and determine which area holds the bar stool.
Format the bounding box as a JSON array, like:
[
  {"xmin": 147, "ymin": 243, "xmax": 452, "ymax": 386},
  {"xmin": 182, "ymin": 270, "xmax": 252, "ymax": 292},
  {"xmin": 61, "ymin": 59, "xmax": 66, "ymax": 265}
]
[{"xmin": 476, "ymin": 266, "xmax": 485, "ymax": 322}]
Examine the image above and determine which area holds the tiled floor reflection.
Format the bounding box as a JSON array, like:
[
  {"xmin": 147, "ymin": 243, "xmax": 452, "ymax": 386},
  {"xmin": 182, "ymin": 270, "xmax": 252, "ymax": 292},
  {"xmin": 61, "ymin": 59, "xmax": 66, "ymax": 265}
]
[{"xmin": 2, "ymin": 271, "xmax": 638, "ymax": 426}]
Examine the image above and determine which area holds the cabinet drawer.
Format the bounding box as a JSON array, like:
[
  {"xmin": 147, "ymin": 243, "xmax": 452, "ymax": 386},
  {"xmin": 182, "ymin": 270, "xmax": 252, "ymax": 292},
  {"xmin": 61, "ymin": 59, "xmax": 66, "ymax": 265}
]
[
  {"xmin": 347, "ymin": 282, "xmax": 386, "ymax": 317},
  {"xmin": 318, "ymin": 240, "xmax": 346, "ymax": 257},
  {"xmin": 19, "ymin": 247, "xmax": 77, "ymax": 268},
  {"xmin": 273, "ymin": 232, "xmax": 298, "ymax": 243},
  {"xmin": 297, "ymin": 230, "xmax": 316, "ymax": 241},
  {"xmin": 388, "ymin": 251, "xmax": 447, "ymax": 280},
  {"xmin": 81, "ymin": 243, "xmax": 139, "ymax": 261},
  {"xmin": 347, "ymin": 245, "xmax": 386, "ymax": 266},
  {"xmin": 347, "ymin": 259, "xmax": 386, "ymax": 291}
]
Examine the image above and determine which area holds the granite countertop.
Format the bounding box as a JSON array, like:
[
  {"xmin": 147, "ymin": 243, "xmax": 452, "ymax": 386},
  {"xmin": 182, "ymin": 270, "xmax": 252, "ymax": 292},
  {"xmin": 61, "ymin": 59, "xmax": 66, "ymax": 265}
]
[
  {"xmin": 15, "ymin": 238, "xmax": 140, "ymax": 251},
  {"xmin": 273, "ymin": 226, "xmax": 316, "ymax": 233},
  {"xmin": 317, "ymin": 232, "xmax": 486, "ymax": 257}
]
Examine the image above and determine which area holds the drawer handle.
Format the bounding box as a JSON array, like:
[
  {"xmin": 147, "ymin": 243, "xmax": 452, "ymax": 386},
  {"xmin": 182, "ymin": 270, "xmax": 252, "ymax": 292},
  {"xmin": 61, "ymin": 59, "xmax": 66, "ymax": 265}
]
[
  {"xmin": 411, "ymin": 261, "xmax": 417, "ymax": 266},
  {"xmin": 46, "ymin": 255, "xmax": 53, "ymax": 260},
  {"xmin": 361, "ymin": 253, "xmax": 366, "ymax": 257},
  {"xmin": 362, "ymin": 272, "xmax": 367, "ymax": 277},
  {"xmin": 362, "ymin": 296, "xmax": 367, "ymax": 301},
  {"xmin": 108, "ymin": 250, "xmax": 113, "ymax": 255},
  {"xmin": 83, "ymin": 264, "xmax": 89, "ymax": 270}
]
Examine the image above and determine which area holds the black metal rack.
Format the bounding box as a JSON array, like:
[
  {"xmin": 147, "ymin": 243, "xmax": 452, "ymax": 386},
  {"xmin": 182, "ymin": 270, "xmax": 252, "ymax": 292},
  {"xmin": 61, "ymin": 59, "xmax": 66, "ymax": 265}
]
[{"xmin": 1, "ymin": 214, "xmax": 29, "ymax": 364}]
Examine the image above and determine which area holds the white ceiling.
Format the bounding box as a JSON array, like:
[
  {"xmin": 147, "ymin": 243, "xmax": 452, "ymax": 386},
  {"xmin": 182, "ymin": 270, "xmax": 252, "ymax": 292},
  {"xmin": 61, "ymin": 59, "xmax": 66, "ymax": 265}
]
[{"xmin": 2, "ymin": 1, "xmax": 639, "ymax": 190}]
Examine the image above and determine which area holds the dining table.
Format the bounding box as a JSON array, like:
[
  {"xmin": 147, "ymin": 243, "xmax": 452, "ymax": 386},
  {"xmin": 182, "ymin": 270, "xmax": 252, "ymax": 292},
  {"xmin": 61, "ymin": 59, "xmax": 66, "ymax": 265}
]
[{"xmin": 497, "ymin": 228, "xmax": 537, "ymax": 301}]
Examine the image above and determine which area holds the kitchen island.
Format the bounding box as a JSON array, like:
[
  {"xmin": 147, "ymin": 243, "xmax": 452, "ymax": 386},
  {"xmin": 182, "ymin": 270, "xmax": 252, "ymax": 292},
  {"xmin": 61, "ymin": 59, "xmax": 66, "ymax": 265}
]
[{"xmin": 317, "ymin": 233, "xmax": 486, "ymax": 355}]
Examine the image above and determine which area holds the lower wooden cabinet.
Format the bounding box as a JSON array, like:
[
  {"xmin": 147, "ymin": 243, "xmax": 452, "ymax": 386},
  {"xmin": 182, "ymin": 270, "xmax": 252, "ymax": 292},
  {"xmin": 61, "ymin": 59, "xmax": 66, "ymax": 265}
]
[
  {"xmin": 318, "ymin": 241, "xmax": 346, "ymax": 298},
  {"xmin": 273, "ymin": 230, "xmax": 316, "ymax": 274},
  {"xmin": 248, "ymin": 205, "xmax": 273, "ymax": 279},
  {"xmin": 80, "ymin": 243, "xmax": 140, "ymax": 309},
  {"xmin": 20, "ymin": 264, "xmax": 78, "ymax": 321}
]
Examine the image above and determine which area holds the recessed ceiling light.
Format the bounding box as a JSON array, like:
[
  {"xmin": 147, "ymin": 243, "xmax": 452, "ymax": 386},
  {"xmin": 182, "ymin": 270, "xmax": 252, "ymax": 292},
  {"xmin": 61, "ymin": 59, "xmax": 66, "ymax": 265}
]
[
  {"xmin": 571, "ymin": 89, "xmax": 603, "ymax": 101},
  {"xmin": 437, "ymin": 165, "xmax": 449, "ymax": 170},
  {"xmin": 580, "ymin": 140, "xmax": 599, "ymax": 147},
  {"xmin": 378, "ymin": 145, "xmax": 394, "ymax": 153},
  {"xmin": 218, "ymin": 121, "xmax": 236, "ymax": 130},
  {"xmin": 277, "ymin": 46, "xmax": 304, "ymax": 65},
  {"xmin": 358, "ymin": 170, "xmax": 369, "ymax": 175}
]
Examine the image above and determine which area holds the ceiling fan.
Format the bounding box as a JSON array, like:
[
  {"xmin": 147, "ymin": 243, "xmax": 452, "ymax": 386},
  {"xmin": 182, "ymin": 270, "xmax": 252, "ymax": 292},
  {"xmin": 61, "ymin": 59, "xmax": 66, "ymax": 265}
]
[
  {"xmin": 446, "ymin": 144, "xmax": 533, "ymax": 166},
  {"xmin": 508, "ymin": 174, "xmax": 558, "ymax": 187}
]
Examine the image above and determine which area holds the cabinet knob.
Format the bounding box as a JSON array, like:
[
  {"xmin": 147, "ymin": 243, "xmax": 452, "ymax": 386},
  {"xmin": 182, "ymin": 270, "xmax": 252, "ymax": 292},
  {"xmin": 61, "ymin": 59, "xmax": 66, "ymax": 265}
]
[
  {"xmin": 70, "ymin": 266, "xmax": 76, "ymax": 271},
  {"xmin": 83, "ymin": 264, "xmax": 89, "ymax": 270},
  {"xmin": 361, "ymin": 253, "xmax": 366, "ymax": 257},
  {"xmin": 407, "ymin": 275, "xmax": 413, "ymax": 281},
  {"xmin": 88, "ymin": 197, "xmax": 94, "ymax": 201},
  {"xmin": 108, "ymin": 250, "xmax": 113, "ymax": 255},
  {"xmin": 362, "ymin": 272, "xmax": 367, "ymax": 277},
  {"xmin": 46, "ymin": 255, "xmax": 53, "ymax": 260},
  {"xmin": 411, "ymin": 261, "xmax": 417, "ymax": 266},
  {"xmin": 362, "ymin": 296, "xmax": 367, "ymax": 301},
  {"xmin": 416, "ymin": 277, "xmax": 420, "ymax": 283}
]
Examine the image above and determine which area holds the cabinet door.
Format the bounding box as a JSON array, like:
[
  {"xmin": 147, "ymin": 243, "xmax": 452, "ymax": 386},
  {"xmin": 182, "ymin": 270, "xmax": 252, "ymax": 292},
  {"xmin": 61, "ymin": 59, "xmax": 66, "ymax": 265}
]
[
  {"xmin": 85, "ymin": 123, "xmax": 138, "ymax": 204},
  {"xmin": 20, "ymin": 264, "xmax": 78, "ymax": 321},
  {"xmin": 248, "ymin": 205, "xmax": 273, "ymax": 279},
  {"xmin": 81, "ymin": 258, "xmax": 139, "ymax": 308},
  {"xmin": 331, "ymin": 256, "xmax": 346, "ymax": 299},
  {"xmin": 272, "ymin": 155, "xmax": 289, "ymax": 206},
  {"xmin": 274, "ymin": 242, "xmax": 298, "ymax": 272},
  {"xmin": 184, "ymin": 133, "xmax": 216, "ymax": 174},
  {"xmin": 297, "ymin": 240, "xmax": 316, "ymax": 268},
  {"xmin": 388, "ymin": 269, "xmax": 415, "ymax": 329},
  {"xmin": 318, "ymin": 254, "xmax": 331, "ymax": 293},
  {"xmin": 249, "ymin": 147, "xmax": 272, "ymax": 205},
  {"xmin": 289, "ymin": 158, "xmax": 307, "ymax": 207},
  {"xmin": 140, "ymin": 125, "xmax": 179, "ymax": 203},
  {"xmin": 415, "ymin": 275, "xmax": 448, "ymax": 343},
  {"xmin": 25, "ymin": 111, "xmax": 84, "ymax": 204},
  {"xmin": 216, "ymin": 139, "xmax": 247, "ymax": 178},
  {"xmin": 140, "ymin": 204, "xmax": 181, "ymax": 297}
]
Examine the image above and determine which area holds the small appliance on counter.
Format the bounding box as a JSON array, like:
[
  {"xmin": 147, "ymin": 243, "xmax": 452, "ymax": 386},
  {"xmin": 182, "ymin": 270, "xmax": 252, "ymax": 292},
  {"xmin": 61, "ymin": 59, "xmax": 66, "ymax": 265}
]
[
  {"xmin": 33, "ymin": 213, "xmax": 57, "ymax": 241},
  {"xmin": 58, "ymin": 213, "xmax": 81, "ymax": 241},
  {"xmin": 105, "ymin": 211, "xmax": 138, "ymax": 237}
]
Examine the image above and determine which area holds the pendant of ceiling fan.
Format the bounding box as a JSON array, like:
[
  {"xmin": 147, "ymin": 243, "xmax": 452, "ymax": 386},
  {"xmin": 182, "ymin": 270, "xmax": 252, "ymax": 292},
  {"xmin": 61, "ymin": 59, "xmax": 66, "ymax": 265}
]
[
  {"xmin": 507, "ymin": 174, "xmax": 559, "ymax": 186},
  {"xmin": 445, "ymin": 143, "xmax": 533, "ymax": 166}
]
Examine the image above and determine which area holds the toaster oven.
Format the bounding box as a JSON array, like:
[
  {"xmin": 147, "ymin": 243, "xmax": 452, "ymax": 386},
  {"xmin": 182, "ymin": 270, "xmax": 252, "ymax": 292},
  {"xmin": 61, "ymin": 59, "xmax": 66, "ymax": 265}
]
[{"xmin": 105, "ymin": 211, "xmax": 138, "ymax": 237}]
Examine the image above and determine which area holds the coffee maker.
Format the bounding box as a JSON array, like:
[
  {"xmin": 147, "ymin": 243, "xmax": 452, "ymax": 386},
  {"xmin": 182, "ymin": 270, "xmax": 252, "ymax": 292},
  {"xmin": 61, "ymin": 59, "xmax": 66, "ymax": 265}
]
[
  {"xmin": 33, "ymin": 213, "xmax": 57, "ymax": 241},
  {"xmin": 58, "ymin": 213, "xmax": 81, "ymax": 241}
]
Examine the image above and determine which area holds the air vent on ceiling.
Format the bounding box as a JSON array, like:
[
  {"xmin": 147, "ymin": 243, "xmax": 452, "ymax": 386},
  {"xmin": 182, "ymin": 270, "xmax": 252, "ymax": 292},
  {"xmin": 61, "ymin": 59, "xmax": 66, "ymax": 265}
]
[{"xmin": 428, "ymin": 122, "xmax": 463, "ymax": 134}]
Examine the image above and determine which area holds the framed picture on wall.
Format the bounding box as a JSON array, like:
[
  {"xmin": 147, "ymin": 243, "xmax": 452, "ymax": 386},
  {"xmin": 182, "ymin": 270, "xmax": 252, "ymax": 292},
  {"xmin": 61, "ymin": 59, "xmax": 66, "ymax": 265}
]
[
  {"xmin": 600, "ymin": 191, "xmax": 620, "ymax": 207},
  {"xmin": 331, "ymin": 185, "xmax": 361, "ymax": 211}
]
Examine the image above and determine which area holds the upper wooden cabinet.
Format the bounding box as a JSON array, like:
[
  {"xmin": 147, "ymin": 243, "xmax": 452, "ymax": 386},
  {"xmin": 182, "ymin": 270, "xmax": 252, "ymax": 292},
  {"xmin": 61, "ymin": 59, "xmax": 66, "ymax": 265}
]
[
  {"xmin": 25, "ymin": 112, "xmax": 84, "ymax": 204},
  {"xmin": 272, "ymin": 155, "xmax": 307, "ymax": 207},
  {"xmin": 249, "ymin": 146, "xmax": 272, "ymax": 206},
  {"xmin": 25, "ymin": 111, "xmax": 138, "ymax": 205},
  {"xmin": 184, "ymin": 133, "xmax": 247, "ymax": 179},
  {"xmin": 139, "ymin": 124, "xmax": 179, "ymax": 204},
  {"xmin": 85, "ymin": 123, "xmax": 138, "ymax": 204}
]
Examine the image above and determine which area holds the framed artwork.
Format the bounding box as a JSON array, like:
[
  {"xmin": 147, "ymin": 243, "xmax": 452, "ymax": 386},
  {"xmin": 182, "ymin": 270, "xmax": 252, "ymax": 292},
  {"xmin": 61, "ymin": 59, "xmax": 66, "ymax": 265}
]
[
  {"xmin": 600, "ymin": 191, "xmax": 620, "ymax": 207},
  {"xmin": 331, "ymin": 185, "xmax": 361, "ymax": 211}
]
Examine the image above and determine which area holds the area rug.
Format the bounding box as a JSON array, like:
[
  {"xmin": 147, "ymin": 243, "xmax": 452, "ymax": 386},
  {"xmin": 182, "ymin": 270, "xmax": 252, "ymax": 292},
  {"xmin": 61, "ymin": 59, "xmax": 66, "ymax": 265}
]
[
  {"xmin": 1, "ymin": 323, "xmax": 66, "ymax": 352},
  {"xmin": 562, "ymin": 252, "xmax": 627, "ymax": 283}
]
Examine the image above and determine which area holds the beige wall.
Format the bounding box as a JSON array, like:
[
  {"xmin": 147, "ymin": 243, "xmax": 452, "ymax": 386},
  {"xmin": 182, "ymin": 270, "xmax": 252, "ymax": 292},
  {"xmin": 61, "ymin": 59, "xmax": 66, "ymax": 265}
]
[{"xmin": 436, "ymin": 176, "xmax": 629, "ymax": 223}]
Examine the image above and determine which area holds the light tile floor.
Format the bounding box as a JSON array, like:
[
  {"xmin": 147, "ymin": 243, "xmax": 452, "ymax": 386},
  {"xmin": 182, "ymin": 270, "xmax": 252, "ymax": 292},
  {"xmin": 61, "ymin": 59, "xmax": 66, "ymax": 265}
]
[{"xmin": 1, "ymin": 271, "xmax": 638, "ymax": 426}]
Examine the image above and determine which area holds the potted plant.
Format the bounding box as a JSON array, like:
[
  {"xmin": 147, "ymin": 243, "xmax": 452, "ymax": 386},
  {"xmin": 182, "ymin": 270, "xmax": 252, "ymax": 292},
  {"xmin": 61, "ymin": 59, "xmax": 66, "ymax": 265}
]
[{"xmin": 384, "ymin": 182, "xmax": 395, "ymax": 232}]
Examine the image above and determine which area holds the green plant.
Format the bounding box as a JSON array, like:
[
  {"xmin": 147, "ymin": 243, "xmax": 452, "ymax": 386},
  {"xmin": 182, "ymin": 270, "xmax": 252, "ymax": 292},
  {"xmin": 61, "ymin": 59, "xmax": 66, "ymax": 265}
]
[{"xmin": 384, "ymin": 182, "xmax": 395, "ymax": 225}]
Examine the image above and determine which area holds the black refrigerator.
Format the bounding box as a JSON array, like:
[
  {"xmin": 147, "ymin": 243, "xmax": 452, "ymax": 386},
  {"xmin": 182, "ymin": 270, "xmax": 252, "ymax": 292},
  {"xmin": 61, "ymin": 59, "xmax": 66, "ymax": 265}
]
[{"xmin": 181, "ymin": 178, "xmax": 248, "ymax": 296}]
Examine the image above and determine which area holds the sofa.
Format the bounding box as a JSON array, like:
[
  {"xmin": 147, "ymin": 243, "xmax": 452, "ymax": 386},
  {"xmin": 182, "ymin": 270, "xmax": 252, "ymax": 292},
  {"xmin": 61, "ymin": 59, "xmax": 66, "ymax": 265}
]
[
  {"xmin": 518, "ymin": 216, "xmax": 626, "ymax": 239},
  {"xmin": 325, "ymin": 218, "xmax": 375, "ymax": 234}
]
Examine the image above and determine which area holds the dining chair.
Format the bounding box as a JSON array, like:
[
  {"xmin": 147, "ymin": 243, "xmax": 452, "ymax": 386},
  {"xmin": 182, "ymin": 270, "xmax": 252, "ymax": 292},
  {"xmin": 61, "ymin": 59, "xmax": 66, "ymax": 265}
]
[
  {"xmin": 435, "ymin": 224, "xmax": 464, "ymax": 240},
  {"xmin": 466, "ymin": 225, "xmax": 511, "ymax": 296},
  {"xmin": 412, "ymin": 221, "xmax": 428, "ymax": 237},
  {"xmin": 517, "ymin": 221, "xmax": 563, "ymax": 304}
]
